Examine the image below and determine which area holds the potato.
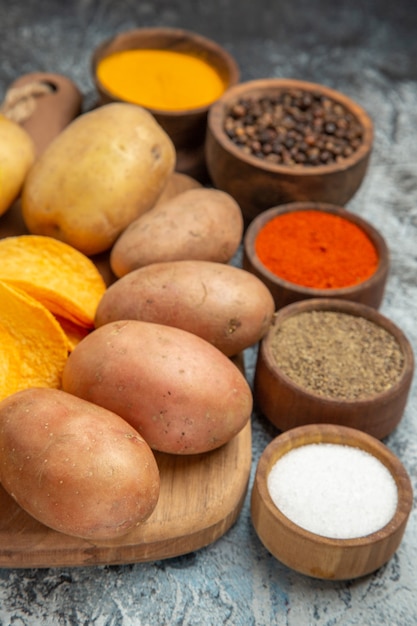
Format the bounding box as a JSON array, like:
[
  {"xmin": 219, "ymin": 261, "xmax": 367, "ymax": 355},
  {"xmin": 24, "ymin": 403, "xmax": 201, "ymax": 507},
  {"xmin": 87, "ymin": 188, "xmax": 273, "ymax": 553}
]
[
  {"xmin": 21, "ymin": 103, "xmax": 176, "ymax": 256},
  {"xmin": 95, "ymin": 260, "xmax": 275, "ymax": 356},
  {"xmin": 0, "ymin": 114, "xmax": 35, "ymax": 217},
  {"xmin": 153, "ymin": 172, "xmax": 202, "ymax": 207},
  {"xmin": 110, "ymin": 187, "xmax": 244, "ymax": 277},
  {"xmin": 62, "ymin": 320, "xmax": 253, "ymax": 454},
  {"xmin": 0, "ymin": 387, "xmax": 160, "ymax": 540}
]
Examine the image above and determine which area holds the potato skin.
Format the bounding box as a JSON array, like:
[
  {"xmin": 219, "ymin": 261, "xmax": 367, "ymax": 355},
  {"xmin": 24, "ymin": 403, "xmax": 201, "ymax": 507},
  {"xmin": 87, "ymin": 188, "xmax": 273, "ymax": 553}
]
[
  {"xmin": 110, "ymin": 188, "xmax": 244, "ymax": 277},
  {"xmin": 21, "ymin": 103, "xmax": 176, "ymax": 256},
  {"xmin": 62, "ymin": 320, "xmax": 253, "ymax": 454},
  {"xmin": 95, "ymin": 260, "xmax": 275, "ymax": 356},
  {"xmin": 0, "ymin": 388, "xmax": 160, "ymax": 539},
  {"xmin": 153, "ymin": 172, "xmax": 202, "ymax": 207},
  {"xmin": 0, "ymin": 115, "xmax": 35, "ymax": 217}
]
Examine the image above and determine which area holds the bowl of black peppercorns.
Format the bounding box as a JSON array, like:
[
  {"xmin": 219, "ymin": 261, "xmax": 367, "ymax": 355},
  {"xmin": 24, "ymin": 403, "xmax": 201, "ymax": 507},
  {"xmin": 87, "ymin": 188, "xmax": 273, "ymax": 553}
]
[{"xmin": 205, "ymin": 78, "xmax": 374, "ymax": 224}]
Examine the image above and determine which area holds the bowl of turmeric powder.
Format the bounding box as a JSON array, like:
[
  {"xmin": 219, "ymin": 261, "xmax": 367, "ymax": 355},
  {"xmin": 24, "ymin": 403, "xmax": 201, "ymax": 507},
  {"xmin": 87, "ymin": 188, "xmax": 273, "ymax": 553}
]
[
  {"xmin": 205, "ymin": 78, "xmax": 373, "ymax": 223},
  {"xmin": 92, "ymin": 27, "xmax": 240, "ymax": 181},
  {"xmin": 243, "ymin": 202, "xmax": 389, "ymax": 310}
]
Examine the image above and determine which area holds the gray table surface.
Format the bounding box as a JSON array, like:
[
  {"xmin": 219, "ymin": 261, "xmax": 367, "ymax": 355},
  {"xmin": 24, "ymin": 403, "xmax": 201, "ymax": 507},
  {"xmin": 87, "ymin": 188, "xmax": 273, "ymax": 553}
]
[{"xmin": 1, "ymin": 1, "xmax": 417, "ymax": 624}]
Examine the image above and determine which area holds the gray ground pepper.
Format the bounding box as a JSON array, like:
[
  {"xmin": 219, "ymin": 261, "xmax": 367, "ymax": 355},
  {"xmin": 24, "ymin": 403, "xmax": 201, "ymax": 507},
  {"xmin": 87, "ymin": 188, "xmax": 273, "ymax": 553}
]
[{"xmin": 270, "ymin": 311, "xmax": 404, "ymax": 400}]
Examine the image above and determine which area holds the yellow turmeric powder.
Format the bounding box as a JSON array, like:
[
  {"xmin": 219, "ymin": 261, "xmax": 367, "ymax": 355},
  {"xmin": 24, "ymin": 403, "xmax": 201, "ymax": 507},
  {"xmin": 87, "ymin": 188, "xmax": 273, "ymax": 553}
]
[{"xmin": 96, "ymin": 49, "xmax": 226, "ymax": 111}]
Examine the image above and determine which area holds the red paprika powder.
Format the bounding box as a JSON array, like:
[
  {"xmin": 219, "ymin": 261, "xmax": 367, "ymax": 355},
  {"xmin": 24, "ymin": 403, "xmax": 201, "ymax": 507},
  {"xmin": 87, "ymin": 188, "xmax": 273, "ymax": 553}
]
[{"xmin": 255, "ymin": 210, "xmax": 379, "ymax": 289}]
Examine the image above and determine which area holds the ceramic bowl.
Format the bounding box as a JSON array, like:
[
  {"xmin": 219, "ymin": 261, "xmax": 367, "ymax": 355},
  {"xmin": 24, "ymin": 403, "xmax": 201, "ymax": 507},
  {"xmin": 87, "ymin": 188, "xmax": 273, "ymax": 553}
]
[
  {"xmin": 243, "ymin": 202, "xmax": 389, "ymax": 310},
  {"xmin": 254, "ymin": 298, "xmax": 414, "ymax": 440},
  {"xmin": 251, "ymin": 424, "xmax": 413, "ymax": 580},
  {"xmin": 92, "ymin": 27, "xmax": 240, "ymax": 181},
  {"xmin": 205, "ymin": 78, "xmax": 373, "ymax": 223}
]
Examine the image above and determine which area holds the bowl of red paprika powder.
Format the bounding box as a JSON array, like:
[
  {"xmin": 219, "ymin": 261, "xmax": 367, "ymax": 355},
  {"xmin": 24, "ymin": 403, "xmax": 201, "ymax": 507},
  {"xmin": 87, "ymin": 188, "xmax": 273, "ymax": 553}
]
[
  {"xmin": 243, "ymin": 202, "xmax": 389, "ymax": 310},
  {"xmin": 254, "ymin": 298, "xmax": 414, "ymax": 440},
  {"xmin": 205, "ymin": 78, "xmax": 373, "ymax": 224}
]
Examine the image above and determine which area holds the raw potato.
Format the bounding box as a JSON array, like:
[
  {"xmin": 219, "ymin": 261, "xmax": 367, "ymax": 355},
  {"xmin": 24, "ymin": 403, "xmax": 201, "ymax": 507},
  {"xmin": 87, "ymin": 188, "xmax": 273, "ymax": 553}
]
[
  {"xmin": 110, "ymin": 187, "xmax": 244, "ymax": 277},
  {"xmin": 95, "ymin": 260, "xmax": 276, "ymax": 356},
  {"xmin": 0, "ymin": 388, "xmax": 160, "ymax": 540},
  {"xmin": 153, "ymin": 172, "xmax": 202, "ymax": 207},
  {"xmin": 21, "ymin": 103, "xmax": 176, "ymax": 256},
  {"xmin": 62, "ymin": 320, "xmax": 253, "ymax": 454},
  {"xmin": 0, "ymin": 114, "xmax": 35, "ymax": 217}
]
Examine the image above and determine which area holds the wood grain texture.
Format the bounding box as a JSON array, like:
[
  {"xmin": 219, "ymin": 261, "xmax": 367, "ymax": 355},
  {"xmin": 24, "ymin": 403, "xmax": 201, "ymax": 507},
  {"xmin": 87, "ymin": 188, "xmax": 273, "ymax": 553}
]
[
  {"xmin": 243, "ymin": 203, "xmax": 390, "ymax": 311},
  {"xmin": 205, "ymin": 78, "xmax": 374, "ymax": 224},
  {"xmin": 92, "ymin": 27, "xmax": 240, "ymax": 181},
  {"xmin": 7, "ymin": 72, "xmax": 82, "ymax": 156},
  {"xmin": 1, "ymin": 1, "xmax": 417, "ymax": 623},
  {"xmin": 254, "ymin": 298, "xmax": 415, "ymax": 439},
  {"xmin": 251, "ymin": 424, "xmax": 413, "ymax": 580},
  {"xmin": 0, "ymin": 200, "xmax": 252, "ymax": 568},
  {"xmin": 0, "ymin": 420, "xmax": 251, "ymax": 568}
]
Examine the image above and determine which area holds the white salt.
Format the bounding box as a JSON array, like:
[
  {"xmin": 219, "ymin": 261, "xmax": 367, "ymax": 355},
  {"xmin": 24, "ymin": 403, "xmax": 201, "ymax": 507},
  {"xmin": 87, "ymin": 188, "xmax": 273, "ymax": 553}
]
[{"xmin": 267, "ymin": 443, "xmax": 398, "ymax": 539}]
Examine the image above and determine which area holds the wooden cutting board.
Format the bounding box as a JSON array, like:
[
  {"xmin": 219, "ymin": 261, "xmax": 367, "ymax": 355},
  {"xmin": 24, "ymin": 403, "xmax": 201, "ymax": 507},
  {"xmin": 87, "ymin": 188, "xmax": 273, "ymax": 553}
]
[
  {"xmin": 0, "ymin": 420, "xmax": 251, "ymax": 568},
  {"xmin": 0, "ymin": 201, "xmax": 253, "ymax": 568}
]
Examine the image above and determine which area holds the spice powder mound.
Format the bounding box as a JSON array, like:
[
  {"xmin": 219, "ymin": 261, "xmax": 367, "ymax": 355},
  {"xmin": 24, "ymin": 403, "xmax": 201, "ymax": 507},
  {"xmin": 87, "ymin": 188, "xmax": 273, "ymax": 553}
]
[
  {"xmin": 97, "ymin": 49, "xmax": 226, "ymax": 111},
  {"xmin": 254, "ymin": 210, "xmax": 379, "ymax": 289},
  {"xmin": 267, "ymin": 443, "xmax": 398, "ymax": 539},
  {"xmin": 270, "ymin": 311, "xmax": 404, "ymax": 400}
]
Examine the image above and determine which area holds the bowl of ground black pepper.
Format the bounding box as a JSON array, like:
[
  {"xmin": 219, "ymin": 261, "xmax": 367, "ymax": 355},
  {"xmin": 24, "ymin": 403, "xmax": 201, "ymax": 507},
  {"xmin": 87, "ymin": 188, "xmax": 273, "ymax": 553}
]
[
  {"xmin": 243, "ymin": 202, "xmax": 389, "ymax": 310},
  {"xmin": 254, "ymin": 298, "xmax": 414, "ymax": 440},
  {"xmin": 251, "ymin": 423, "xmax": 413, "ymax": 580},
  {"xmin": 92, "ymin": 27, "xmax": 240, "ymax": 181},
  {"xmin": 205, "ymin": 78, "xmax": 373, "ymax": 223}
]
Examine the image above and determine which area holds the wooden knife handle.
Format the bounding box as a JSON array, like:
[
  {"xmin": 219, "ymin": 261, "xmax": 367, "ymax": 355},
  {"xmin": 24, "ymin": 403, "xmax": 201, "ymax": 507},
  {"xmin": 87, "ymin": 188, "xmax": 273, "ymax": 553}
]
[{"xmin": 3, "ymin": 72, "xmax": 83, "ymax": 155}]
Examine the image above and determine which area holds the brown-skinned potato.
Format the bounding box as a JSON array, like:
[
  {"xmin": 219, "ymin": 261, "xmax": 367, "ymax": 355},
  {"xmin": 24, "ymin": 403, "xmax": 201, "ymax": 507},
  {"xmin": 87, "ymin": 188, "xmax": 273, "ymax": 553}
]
[
  {"xmin": 62, "ymin": 320, "xmax": 253, "ymax": 455},
  {"xmin": 0, "ymin": 387, "xmax": 160, "ymax": 540},
  {"xmin": 153, "ymin": 172, "xmax": 202, "ymax": 207},
  {"xmin": 94, "ymin": 260, "xmax": 275, "ymax": 356},
  {"xmin": 0, "ymin": 115, "xmax": 35, "ymax": 217},
  {"xmin": 110, "ymin": 187, "xmax": 244, "ymax": 277},
  {"xmin": 21, "ymin": 103, "xmax": 176, "ymax": 256}
]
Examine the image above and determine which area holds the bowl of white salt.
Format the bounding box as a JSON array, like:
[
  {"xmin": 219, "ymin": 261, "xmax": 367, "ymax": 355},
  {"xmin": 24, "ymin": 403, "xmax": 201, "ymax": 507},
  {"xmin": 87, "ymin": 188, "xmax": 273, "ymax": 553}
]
[{"xmin": 251, "ymin": 423, "xmax": 413, "ymax": 580}]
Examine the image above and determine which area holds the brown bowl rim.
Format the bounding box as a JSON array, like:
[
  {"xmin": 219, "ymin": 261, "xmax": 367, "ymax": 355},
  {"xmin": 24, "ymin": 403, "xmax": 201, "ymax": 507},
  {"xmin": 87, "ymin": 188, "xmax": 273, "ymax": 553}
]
[
  {"xmin": 244, "ymin": 202, "xmax": 390, "ymax": 298},
  {"xmin": 259, "ymin": 297, "xmax": 414, "ymax": 407},
  {"xmin": 207, "ymin": 77, "xmax": 373, "ymax": 175},
  {"xmin": 253, "ymin": 423, "xmax": 413, "ymax": 549},
  {"xmin": 91, "ymin": 26, "xmax": 240, "ymax": 117}
]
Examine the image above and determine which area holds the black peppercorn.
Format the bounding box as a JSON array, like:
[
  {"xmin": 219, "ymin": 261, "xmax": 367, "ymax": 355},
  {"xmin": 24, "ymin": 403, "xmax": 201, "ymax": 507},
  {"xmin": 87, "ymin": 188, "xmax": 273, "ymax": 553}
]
[{"xmin": 223, "ymin": 89, "xmax": 364, "ymax": 167}]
